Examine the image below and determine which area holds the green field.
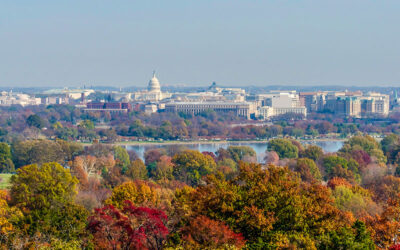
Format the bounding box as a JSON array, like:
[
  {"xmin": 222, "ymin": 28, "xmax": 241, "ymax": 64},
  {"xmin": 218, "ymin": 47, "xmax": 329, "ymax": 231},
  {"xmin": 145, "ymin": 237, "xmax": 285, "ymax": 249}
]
[{"xmin": 0, "ymin": 174, "xmax": 13, "ymax": 189}]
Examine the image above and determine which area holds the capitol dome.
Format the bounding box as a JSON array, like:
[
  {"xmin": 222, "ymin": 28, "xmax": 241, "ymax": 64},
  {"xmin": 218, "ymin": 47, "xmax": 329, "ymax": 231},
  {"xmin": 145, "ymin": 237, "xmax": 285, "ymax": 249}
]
[{"xmin": 148, "ymin": 71, "xmax": 161, "ymax": 92}]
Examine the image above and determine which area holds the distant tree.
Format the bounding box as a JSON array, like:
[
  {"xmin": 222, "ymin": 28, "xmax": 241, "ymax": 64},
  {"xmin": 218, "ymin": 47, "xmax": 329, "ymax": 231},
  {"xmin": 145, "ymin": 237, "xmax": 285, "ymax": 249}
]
[
  {"xmin": 264, "ymin": 151, "xmax": 279, "ymax": 165},
  {"xmin": 113, "ymin": 146, "xmax": 130, "ymax": 170},
  {"xmin": 144, "ymin": 148, "xmax": 166, "ymax": 166},
  {"xmin": 291, "ymin": 158, "xmax": 322, "ymax": 182},
  {"xmin": 0, "ymin": 143, "xmax": 14, "ymax": 173},
  {"xmin": 300, "ymin": 145, "xmax": 324, "ymax": 161},
  {"xmin": 216, "ymin": 148, "xmax": 232, "ymax": 161},
  {"xmin": 172, "ymin": 150, "xmax": 217, "ymax": 186},
  {"xmin": 85, "ymin": 143, "xmax": 113, "ymax": 158},
  {"xmin": 268, "ymin": 138, "xmax": 298, "ymax": 159},
  {"xmin": 55, "ymin": 127, "xmax": 78, "ymax": 140},
  {"xmin": 152, "ymin": 155, "xmax": 174, "ymax": 181},
  {"xmin": 227, "ymin": 146, "xmax": 256, "ymax": 162},
  {"xmin": 78, "ymin": 119, "xmax": 95, "ymax": 130},
  {"xmin": 125, "ymin": 159, "xmax": 148, "ymax": 180},
  {"xmin": 340, "ymin": 135, "xmax": 386, "ymax": 163},
  {"xmin": 26, "ymin": 114, "xmax": 45, "ymax": 129},
  {"xmin": 323, "ymin": 155, "xmax": 360, "ymax": 182},
  {"xmin": 12, "ymin": 139, "xmax": 65, "ymax": 168}
]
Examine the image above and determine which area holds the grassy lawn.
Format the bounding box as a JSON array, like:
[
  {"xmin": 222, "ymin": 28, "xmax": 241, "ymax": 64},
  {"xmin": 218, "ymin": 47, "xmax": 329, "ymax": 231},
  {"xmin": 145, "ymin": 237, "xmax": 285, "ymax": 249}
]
[{"xmin": 0, "ymin": 174, "xmax": 13, "ymax": 190}]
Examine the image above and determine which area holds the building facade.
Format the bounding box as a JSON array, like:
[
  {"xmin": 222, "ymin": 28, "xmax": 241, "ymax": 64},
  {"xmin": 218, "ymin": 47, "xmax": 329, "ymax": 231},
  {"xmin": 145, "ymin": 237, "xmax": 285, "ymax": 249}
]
[{"xmin": 165, "ymin": 102, "xmax": 251, "ymax": 119}]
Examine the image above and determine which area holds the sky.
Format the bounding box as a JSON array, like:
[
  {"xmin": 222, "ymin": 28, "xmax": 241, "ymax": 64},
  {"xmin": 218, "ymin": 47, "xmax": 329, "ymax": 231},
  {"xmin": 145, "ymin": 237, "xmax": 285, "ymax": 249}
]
[{"xmin": 1, "ymin": 0, "xmax": 400, "ymax": 88}]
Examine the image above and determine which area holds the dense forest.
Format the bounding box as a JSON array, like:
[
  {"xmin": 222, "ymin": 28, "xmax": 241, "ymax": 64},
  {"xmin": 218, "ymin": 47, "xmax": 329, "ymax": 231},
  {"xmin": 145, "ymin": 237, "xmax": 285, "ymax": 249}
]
[
  {"xmin": 1, "ymin": 134, "xmax": 400, "ymax": 248},
  {"xmin": 1, "ymin": 105, "xmax": 400, "ymax": 143}
]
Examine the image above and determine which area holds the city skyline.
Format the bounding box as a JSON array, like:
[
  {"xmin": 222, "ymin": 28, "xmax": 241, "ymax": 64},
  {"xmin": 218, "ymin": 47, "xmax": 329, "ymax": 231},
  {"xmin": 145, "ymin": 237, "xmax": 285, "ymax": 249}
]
[{"xmin": 1, "ymin": 1, "xmax": 400, "ymax": 87}]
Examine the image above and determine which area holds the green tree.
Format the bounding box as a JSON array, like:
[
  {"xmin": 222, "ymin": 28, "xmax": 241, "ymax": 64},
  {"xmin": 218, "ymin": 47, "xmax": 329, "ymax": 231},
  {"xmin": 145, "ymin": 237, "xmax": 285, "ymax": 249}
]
[
  {"xmin": 26, "ymin": 114, "xmax": 45, "ymax": 129},
  {"xmin": 268, "ymin": 138, "xmax": 299, "ymax": 159},
  {"xmin": 323, "ymin": 155, "xmax": 360, "ymax": 182},
  {"xmin": 319, "ymin": 220, "xmax": 375, "ymax": 249},
  {"xmin": 227, "ymin": 146, "xmax": 256, "ymax": 162},
  {"xmin": 159, "ymin": 121, "xmax": 174, "ymax": 139},
  {"xmin": 172, "ymin": 150, "xmax": 217, "ymax": 186},
  {"xmin": 78, "ymin": 119, "xmax": 95, "ymax": 130},
  {"xmin": 0, "ymin": 143, "xmax": 14, "ymax": 173},
  {"xmin": 300, "ymin": 145, "xmax": 324, "ymax": 161},
  {"xmin": 292, "ymin": 158, "xmax": 322, "ymax": 182},
  {"xmin": 340, "ymin": 135, "xmax": 386, "ymax": 163},
  {"xmin": 126, "ymin": 159, "xmax": 148, "ymax": 180},
  {"xmin": 12, "ymin": 140, "xmax": 65, "ymax": 168},
  {"xmin": 152, "ymin": 155, "xmax": 174, "ymax": 181},
  {"xmin": 10, "ymin": 162, "xmax": 88, "ymax": 241},
  {"xmin": 113, "ymin": 146, "xmax": 130, "ymax": 171}
]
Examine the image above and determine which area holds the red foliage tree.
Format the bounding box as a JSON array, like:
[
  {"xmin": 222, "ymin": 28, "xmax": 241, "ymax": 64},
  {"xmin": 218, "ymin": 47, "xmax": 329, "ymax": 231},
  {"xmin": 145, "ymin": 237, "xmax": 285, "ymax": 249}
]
[
  {"xmin": 202, "ymin": 151, "xmax": 216, "ymax": 161},
  {"xmin": 351, "ymin": 150, "xmax": 371, "ymax": 169},
  {"xmin": 181, "ymin": 215, "xmax": 246, "ymax": 249},
  {"xmin": 390, "ymin": 244, "xmax": 400, "ymax": 250},
  {"xmin": 88, "ymin": 200, "xmax": 169, "ymax": 250}
]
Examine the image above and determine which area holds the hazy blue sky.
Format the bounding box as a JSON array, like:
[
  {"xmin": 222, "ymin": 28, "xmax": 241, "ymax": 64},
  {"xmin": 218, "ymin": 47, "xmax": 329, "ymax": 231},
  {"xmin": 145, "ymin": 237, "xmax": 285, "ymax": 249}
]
[{"xmin": 1, "ymin": 0, "xmax": 400, "ymax": 87}]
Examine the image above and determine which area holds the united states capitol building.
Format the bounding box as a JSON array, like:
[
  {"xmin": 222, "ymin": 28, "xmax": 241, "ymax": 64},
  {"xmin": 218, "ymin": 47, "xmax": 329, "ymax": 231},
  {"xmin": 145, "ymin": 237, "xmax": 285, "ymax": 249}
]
[
  {"xmin": 131, "ymin": 72, "xmax": 172, "ymax": 101},
  {"xmin": 14, "ymin": 71, "xmax": 390, "ymax": 120},
  {"xmin": 114, "ymin": 72, "xmax": 390, "ymax": 120}
]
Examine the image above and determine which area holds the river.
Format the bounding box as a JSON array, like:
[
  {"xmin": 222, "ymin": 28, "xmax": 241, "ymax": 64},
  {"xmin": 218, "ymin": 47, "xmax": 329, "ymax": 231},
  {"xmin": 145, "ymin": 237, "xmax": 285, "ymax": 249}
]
[{"xmin": 126, "ymin": 140, "xmax": 344, "ymax": 163}]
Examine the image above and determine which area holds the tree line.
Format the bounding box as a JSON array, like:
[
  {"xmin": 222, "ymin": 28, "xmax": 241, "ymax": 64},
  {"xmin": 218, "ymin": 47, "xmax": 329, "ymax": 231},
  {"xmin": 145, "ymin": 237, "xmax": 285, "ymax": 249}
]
[
  {"xmin": 1, "ymin": 134, "xmax": 400, "ymax": 248},
  {"xmin": 1, "ymin": 105, "xmax": 400, "ymax": 143}
]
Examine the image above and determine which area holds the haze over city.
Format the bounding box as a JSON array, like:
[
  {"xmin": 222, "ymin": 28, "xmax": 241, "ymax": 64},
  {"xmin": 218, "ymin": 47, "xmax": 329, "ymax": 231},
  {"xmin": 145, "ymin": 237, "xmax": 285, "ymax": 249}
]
[{"xmin": 1, "ymin": 0, "xmax": 400, "ymax": 87}]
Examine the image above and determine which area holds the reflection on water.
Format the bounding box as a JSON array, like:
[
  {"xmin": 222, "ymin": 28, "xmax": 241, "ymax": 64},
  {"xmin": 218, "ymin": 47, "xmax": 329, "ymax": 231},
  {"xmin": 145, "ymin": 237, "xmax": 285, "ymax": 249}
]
[{"xmin": 126, "ymin": 140, "xmax": 344, "ymax": 163}]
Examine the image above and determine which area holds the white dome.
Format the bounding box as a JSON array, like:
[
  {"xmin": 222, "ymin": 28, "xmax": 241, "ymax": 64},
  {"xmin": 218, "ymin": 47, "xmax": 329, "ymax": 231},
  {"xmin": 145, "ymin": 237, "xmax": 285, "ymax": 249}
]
[{"xmin": 148, "ymin": 71, "xmax": 161, "ymax": 92}]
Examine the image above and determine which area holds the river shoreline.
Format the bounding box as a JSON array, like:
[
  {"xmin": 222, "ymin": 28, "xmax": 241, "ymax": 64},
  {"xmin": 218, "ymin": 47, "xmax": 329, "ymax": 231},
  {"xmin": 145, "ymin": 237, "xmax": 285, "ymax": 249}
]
[{"xmin": 113, "ymin": 138, "xmax": 347, "ymax": 146}]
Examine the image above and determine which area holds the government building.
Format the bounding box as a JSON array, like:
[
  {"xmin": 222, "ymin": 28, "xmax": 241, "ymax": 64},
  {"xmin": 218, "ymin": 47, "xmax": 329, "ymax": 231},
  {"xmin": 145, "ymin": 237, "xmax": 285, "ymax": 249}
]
[
  {"xmin": 132, "ymin": 72, "xmax": 171, "ymax": 101},
  {"xmin": 165, "ymin": 102, "xmax": 252, "ymax": 119}
]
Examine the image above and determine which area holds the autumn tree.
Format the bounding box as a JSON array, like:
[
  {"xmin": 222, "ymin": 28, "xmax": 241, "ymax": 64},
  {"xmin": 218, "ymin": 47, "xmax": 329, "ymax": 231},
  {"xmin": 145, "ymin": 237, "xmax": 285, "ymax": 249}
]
[
  {"xmin": 322, "ymin": 155, "xmax": 360, "ymax": 182},
  {"xmin": 9, "ymin": 162, "xmax": 88, "ymax": 242},
  {"xmin": 106, "ymin": 181, "xmax": 161, "ymax": 209},
  {"xmin": 88, "ymin": 201, "xmax": 169, "ymax": 250},
  {"xmin": 187, "ymin": 162, "xmax": 353, "ymax": 248},
  {"xmin": 179, "ymin": 215, "xmax": 246, "ymax": 249},
  {"xmin": 330, "ymin": 184, "xmax": 379, "ymax": 218},
  {"xmin": 151, "ymin": 155, "xmax": 174, "ymax": 181},
  {"xmin": 290, "ymin": 158, "xmax": 322, "ymax": 182},
  {"xmin": 264, "ymin": 151, "xmax": 279, "ymax": 165},
  {"xmin": 0, "ymin": 190, "xmax": 22, "ymax": 240},
  {"xmin": 300, "ymin": 145, "xmax": 324, "ymax": 161},
  {"xmin": 340, "ymin": 135, "xmax": 386, "ymax": 163},
  {"xmin": 125, "ymin": 159, "xmax": 148, "ymax": 180},
  {"xmin": 364, "ymin": 196, "xmax": 400, "ymax": 248},
  {"xmin": 172, "ymin": 150, "xmax": 217, "ymax": 186}
]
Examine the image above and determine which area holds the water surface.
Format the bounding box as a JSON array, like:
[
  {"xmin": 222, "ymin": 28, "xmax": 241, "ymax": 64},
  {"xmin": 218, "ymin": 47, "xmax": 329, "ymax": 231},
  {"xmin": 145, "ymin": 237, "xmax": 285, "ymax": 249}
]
[{"xmin": 126, "ymin": 140, "xmax": 344, "ymax": 163}]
